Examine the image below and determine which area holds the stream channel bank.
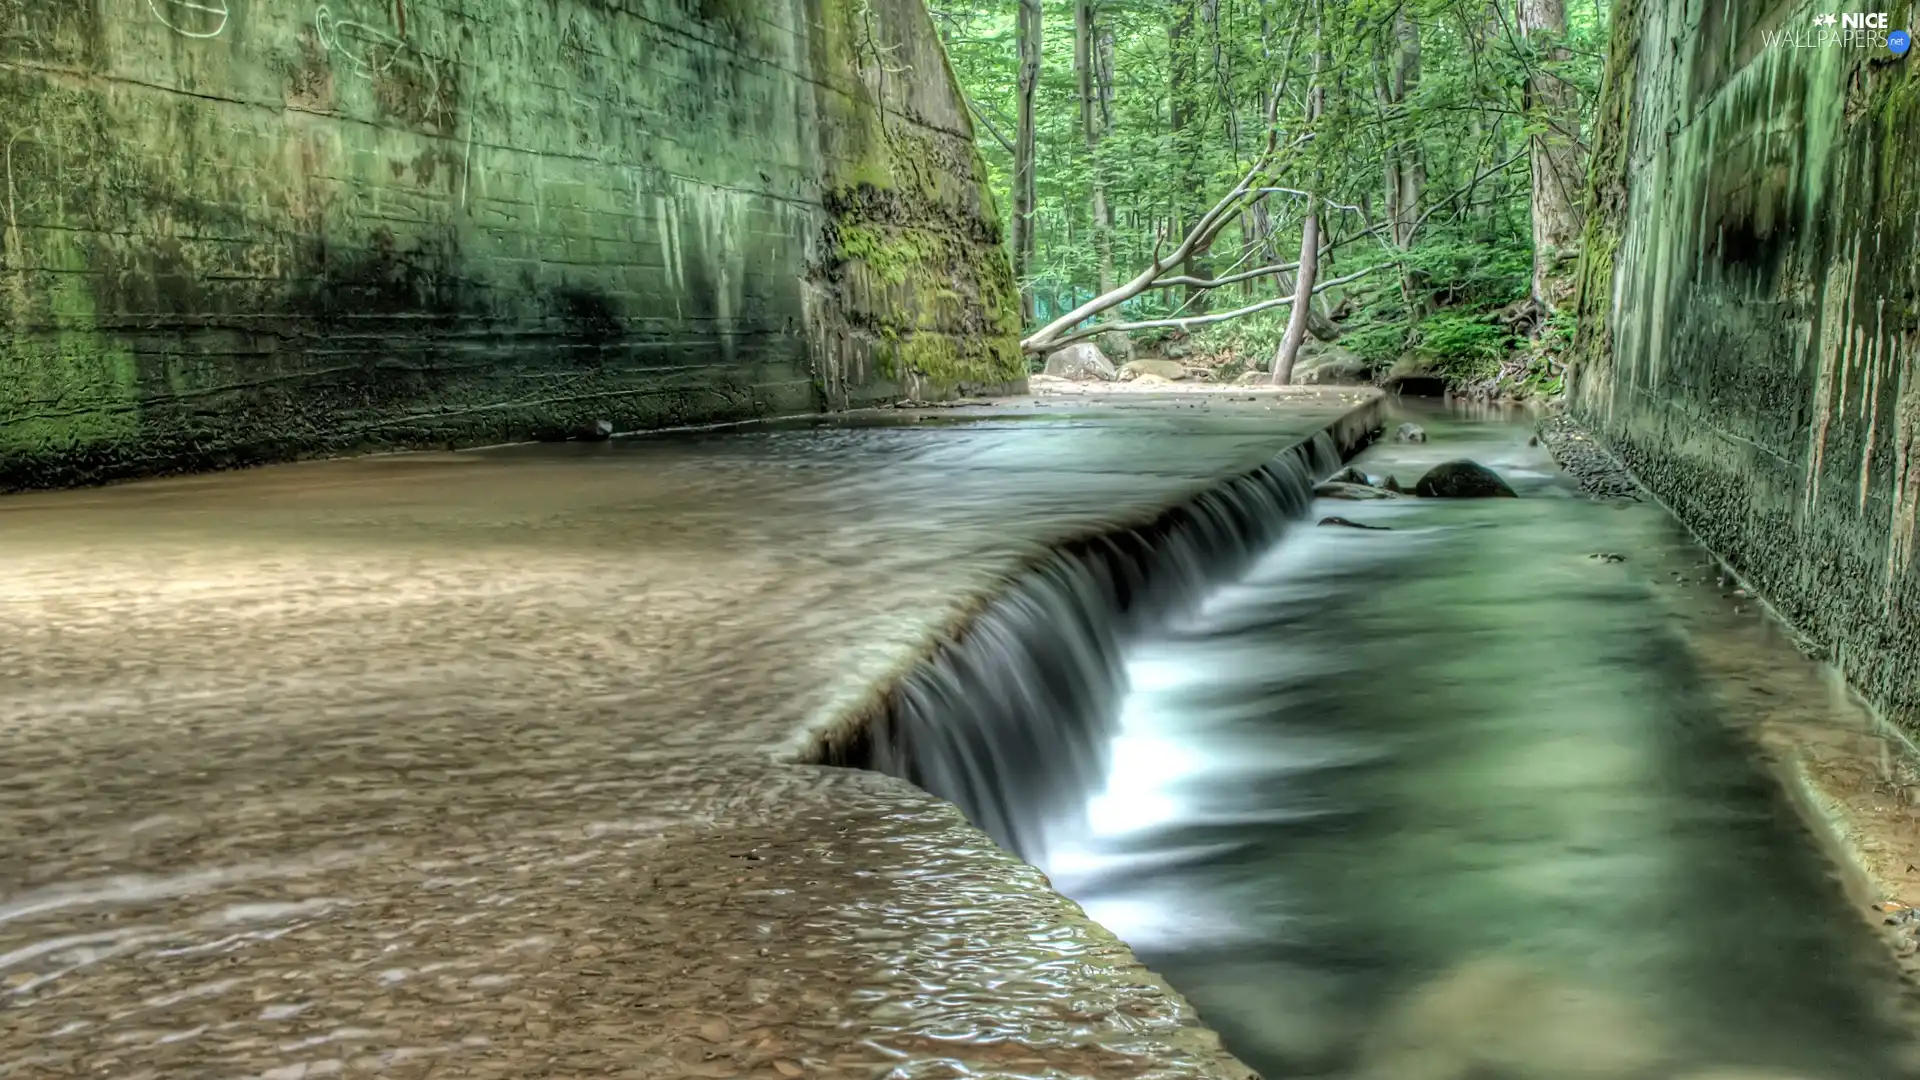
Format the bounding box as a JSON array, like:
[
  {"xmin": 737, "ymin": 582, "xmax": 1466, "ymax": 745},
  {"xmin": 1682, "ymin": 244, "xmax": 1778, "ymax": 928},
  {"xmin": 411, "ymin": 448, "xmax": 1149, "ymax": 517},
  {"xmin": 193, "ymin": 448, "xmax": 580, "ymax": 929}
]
[
  {"xmin": 7, "ymin": 389, "xmax": 1920, "ymax": 1079},
  {"xmin": 853, "ymin": 398, "xmax": 1920, "ymax": 1080},
  {"xmin": 1, "ymin": 387, "xmax": 1370, "ymax": 1080}
]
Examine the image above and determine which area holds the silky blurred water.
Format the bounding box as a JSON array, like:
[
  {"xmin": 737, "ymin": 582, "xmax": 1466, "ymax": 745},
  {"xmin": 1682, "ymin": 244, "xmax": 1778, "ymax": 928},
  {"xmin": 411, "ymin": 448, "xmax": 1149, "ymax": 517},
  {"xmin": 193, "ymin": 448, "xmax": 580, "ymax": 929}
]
[
  {"xmin": 1015, "ymin": 403, "xmax": 1918, "ymax": 1080},
  {"xmin": 0, "ymin": 394, "xmax": 1369, "ymax": 1080},
  {"xmin": 6, "ymin": 389, "xmax": 1913, "ymax": 1080}
]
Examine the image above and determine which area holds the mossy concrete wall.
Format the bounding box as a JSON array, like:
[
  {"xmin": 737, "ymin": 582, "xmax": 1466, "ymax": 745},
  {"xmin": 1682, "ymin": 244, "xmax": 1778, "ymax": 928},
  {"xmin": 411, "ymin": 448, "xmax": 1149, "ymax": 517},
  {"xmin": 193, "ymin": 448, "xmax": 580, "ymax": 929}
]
[
  {"xmin": 0, "ymin": 0, "xmax": 1023, "ymax": 490},
  {"xmin": 1573, "ymin": 0, "xmax": 1920, "ymax": 720}
]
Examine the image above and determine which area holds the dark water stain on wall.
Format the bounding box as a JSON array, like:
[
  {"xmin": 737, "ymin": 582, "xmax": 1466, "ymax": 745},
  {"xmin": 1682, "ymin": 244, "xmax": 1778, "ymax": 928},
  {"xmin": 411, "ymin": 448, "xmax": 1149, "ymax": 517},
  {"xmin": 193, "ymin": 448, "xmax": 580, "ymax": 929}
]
[
  {"xmin": 1574, "ymin": 0, "xmax": 1920, "ymax": 723},
  {"xmin": 0, "ymin": 0, "xmax": 1021, "ymax": 491}
]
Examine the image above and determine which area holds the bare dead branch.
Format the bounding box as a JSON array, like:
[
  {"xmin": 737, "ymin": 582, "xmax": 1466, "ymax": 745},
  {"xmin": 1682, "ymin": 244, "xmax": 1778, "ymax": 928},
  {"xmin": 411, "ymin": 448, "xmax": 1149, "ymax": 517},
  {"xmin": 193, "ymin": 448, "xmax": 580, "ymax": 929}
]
[
  {"xmin": 1149, "ymin": 246, "xmax": 1333, "ymax": 291},
  {"xmin": 1021, "ymin": 155, "xmax": 1268, "ymax": 350},
  {"xmin": 1038, "ymin": 264, "xmax": 1382, "ymax": 353},
  {"xmin": 1407, "ymin": 147, "xmax": 1528, "ymax": 246},
  {"xmin": 966, "ymin": 99, "xmax": 1016, "ymax": 155},
  {"xmin": 1018, "ymin": 129, "xmax": 1323, "ymax": 353}
]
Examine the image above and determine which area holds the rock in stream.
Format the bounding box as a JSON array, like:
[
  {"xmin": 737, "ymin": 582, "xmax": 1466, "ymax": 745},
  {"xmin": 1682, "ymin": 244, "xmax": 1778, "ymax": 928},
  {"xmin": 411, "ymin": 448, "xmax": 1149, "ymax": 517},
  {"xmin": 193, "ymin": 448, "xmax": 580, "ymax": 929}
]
[{"xmin": 1414, "ymin": 460, "xmax": 1517, "ymax": 499}]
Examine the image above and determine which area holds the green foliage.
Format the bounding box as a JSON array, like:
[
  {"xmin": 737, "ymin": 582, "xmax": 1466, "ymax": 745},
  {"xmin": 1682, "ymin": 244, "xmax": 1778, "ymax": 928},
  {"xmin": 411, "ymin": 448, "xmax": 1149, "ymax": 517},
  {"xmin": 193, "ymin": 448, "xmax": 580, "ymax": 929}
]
[
  {"xmin": 1412, "ymin": 311, "xmax": 1514, "ymax": 379},
  {"xmin": 1537, "ymin": 307, "xmax": 1577, "ymax": 356},
  {"xmin": 934, "ymin": 0, "xmax": 1607, "ymax": 396},
  {"xmin": 1341, "ymin": 320, "xmax": 1412, "ymax": 366},
  {"xmin": 1187, "ymin": 307, "xmax": 1292, "ymax": 359},
  {"xmin": 1514, "ymin": 307, "xmax": 1576, "ymax": 396},
  {"xmin": 1403, "ymin": 235, "xmax": 1534, "ymax": 310}
]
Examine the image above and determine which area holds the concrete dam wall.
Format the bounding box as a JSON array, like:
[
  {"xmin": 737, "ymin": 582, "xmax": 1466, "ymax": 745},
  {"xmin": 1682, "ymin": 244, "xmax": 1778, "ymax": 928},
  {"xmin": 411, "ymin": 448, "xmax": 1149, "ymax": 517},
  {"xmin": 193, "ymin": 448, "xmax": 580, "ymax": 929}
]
[
  {"xmin": 0, "ymin": 0, "xmax": 1023, "ymax": 490},
  {"xmin": 1573, "ymin": 0, "xmax": 1920, "ymax": 721}
]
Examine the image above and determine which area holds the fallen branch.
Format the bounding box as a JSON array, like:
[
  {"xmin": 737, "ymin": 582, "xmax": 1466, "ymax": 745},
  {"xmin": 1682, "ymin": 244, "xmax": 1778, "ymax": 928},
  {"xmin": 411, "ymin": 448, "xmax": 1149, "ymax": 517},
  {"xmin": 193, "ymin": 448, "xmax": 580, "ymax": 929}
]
[
  {"xmin": 1148, "ymin": 245, "xmax": 1331, "ymax": 291},
  {"xmin": 1015, "ymin": 106, "xmax": 1519, "ymax": 358},
  {"xmin": 1039, "ymin": 264, "xmax": 1381, "ymax": 352},
  {"xmin": 1019, "ymin": 92, "xmax": 1307, "ymax": 355},
  {"xmin": 1020, "ymin": 163, "xmax": 1262, "ymax": 350},
  {"xmin": 967, "ymin": 99, "xmax": 1016, "ymax": 155}
]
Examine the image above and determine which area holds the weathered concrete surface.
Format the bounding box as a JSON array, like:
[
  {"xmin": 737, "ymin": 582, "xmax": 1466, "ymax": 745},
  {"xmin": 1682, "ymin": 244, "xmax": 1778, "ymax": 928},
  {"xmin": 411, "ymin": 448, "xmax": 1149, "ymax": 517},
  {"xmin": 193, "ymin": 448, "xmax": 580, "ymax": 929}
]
[
  {"xmin": 0, "ymin": 388, "xmax": 1377, "ymax": 1080},
  {"xmin": 0, "ymin": 0, "xmax": 1022, "ymax": 492},
  {"xmin": 1572, "ymin": 0, "xmax": 1920, "ymax": 723}
]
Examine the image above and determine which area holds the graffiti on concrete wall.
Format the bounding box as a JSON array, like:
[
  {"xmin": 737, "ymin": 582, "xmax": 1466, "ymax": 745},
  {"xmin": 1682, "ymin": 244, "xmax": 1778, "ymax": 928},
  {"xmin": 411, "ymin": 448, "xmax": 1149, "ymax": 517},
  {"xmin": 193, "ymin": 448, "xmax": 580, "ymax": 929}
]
[
  {"xmin": 3, "ymin": 127, "xmax": 32, "ymax": 272},
  {"xmin": 315, "ymin": 3, "xmax": 401, "ymax": 77},
  {"xmin": 149, "ymin": 0, "xmax": 230, "ymax": 38}
]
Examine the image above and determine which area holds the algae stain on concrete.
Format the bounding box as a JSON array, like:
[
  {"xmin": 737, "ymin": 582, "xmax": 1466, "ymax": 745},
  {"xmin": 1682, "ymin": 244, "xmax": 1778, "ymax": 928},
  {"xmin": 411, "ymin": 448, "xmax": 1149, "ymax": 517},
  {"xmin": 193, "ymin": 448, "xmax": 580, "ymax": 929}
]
[
  {"xmin": 0, "ymin": 0, "xmax": 1020, "ymax": 490},
  {"xmin": 0, "ymin": 126, "xmax": 140, "ymax": 469},
  {"xmin": 803, "ymin": 0, "xmax": 1025, "ymax": 406},
  {"xmin": 1575, "ymin": 0, "xmax": 1920, "ymax": 721}
]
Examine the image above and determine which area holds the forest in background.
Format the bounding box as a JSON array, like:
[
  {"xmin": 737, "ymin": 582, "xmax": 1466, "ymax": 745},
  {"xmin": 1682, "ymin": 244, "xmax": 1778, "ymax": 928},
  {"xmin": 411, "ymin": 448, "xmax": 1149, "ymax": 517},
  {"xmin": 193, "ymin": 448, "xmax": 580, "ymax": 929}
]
[{"xmin": 928, "ymin": 0, "xmax": 1608, "ymax": 391}]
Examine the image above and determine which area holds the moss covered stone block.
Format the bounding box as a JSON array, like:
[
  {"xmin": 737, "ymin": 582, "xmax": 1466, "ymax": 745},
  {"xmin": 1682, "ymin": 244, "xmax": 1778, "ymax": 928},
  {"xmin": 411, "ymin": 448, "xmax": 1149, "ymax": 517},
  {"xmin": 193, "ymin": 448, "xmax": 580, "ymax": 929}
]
[{"xmin": 0, "ymin": 0, "xmax": 1021, "ymax": 490}]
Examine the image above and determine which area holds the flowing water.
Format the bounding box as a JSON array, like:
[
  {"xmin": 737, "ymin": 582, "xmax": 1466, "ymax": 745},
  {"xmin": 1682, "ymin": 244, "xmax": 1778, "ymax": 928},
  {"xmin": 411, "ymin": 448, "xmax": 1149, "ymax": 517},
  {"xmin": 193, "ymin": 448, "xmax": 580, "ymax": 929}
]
[
  {"xmin": 875, "ymin": 401, "xmax": 1920, "ymax": 1080},
  {"xmin": 0, "ymin": 392, "xmax": 1367, "ymax": 1080},
  {"xmin": 857, "ymin": 433, "xmax": 1341, "ymax": 859},
  {"xmin": 9, "ymin": 390, "xmax": 1916, "ymax": 1079}
]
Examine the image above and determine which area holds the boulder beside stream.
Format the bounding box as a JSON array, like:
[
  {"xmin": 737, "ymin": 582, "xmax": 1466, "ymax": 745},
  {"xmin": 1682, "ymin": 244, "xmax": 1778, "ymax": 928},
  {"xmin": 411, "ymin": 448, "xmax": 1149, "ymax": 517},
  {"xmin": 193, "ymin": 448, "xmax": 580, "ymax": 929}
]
[{"xmin": 1043, "ymin": 343, "xmax": 1117, "ymax": 381}]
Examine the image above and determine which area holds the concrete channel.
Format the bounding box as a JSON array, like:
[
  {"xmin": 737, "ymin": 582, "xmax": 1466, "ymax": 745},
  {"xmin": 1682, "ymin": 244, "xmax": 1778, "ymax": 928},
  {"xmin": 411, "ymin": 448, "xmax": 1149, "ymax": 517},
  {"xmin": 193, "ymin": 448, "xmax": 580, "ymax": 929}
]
[{"xmin": 0, "ymin": 385, "xmax": 1378, "ymax": 1080}]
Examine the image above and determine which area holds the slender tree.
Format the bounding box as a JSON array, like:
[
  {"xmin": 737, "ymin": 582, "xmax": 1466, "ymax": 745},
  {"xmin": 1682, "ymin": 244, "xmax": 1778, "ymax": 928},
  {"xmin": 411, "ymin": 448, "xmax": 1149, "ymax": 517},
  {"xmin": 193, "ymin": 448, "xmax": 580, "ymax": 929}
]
[
  {"xmin": 1271, "ymin": 0, "xmax": 1324, "ymax": 385},
  {"xmin": 1379, "ymin": 4, "xmax": 1429, "ymax": 315},
  {"xmin": 1074, "ymin": 0, "xmax": 1115, "ymax": 295},
  {"xmin": 1520, "ymin": 0, "xmax": 1585, "ymax": 311},
  {"xmin": 1169, "ymin": 0, "xmax": 1213, "ymax": 311},
  {"xmin": 1011, "ymin": 0, "xmax": 1042, "ymax": 322}
]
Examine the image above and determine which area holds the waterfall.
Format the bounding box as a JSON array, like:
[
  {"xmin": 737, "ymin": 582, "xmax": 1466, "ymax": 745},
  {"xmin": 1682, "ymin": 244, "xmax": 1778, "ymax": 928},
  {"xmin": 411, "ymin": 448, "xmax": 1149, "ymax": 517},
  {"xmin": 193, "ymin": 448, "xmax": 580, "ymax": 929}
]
[{"xmin": 818, "ymin": 431, "xmax": 1347, "ymax": 862}]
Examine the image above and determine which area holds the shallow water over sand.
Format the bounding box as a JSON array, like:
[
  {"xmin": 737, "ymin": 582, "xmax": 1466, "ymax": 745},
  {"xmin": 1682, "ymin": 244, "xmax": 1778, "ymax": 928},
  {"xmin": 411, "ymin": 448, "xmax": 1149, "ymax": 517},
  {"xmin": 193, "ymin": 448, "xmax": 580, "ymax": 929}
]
[
  {"xmin": 6, "ymin": 389, "xmax": 1916, "ymax": 1079},
  {"xmin": 1018, "ymin": 403, "xmax": 1919, "ymax": 1080},
  {"xmin": 4, "ymin": 393, "xmax": 1379, "ymax": 1080}
]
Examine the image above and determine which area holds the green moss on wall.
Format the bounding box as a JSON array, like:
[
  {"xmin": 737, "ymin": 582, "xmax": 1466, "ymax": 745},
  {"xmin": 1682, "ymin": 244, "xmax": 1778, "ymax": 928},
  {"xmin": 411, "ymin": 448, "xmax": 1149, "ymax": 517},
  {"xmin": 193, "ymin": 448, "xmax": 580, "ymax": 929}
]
[
  {"xmin": 808, "ymin": 0, "xmax": 1023, "ymax": 398},
  {"xmin": 1, "ymin": 223, "xmax": 140, "ymax": 470},
  {"xmin": 1570, "ymin": 0, "xmax": 1920, "ymax": 723},
  {"xmin": 877, "ymin": 327, "xmax": 1022, "ymax": 387},
  {"xmin": 0, "ymin": 333, "xmax": 140, "ymax": 460},
  {"xmin": 2, "ymin": 0, "xmax": 1023, "ymax": 489},
  {"xmin": 1567, "ymin": 0, "xmax": 1639, "ymax": 408},
  {"xmin": 837, "ymin": 223, "xmax": 942, "ymax": 286}
]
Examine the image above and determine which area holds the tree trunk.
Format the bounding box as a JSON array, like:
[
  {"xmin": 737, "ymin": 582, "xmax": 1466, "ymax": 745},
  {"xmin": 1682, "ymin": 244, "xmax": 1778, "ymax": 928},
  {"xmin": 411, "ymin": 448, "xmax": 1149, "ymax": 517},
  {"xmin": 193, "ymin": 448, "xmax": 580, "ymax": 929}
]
[
  {"xmin": 1169, "ymin": 0, "xmax": 1211, "ymax": 311},
  {"xmin": 1520, "ymin": 0, "xmax": 1584, "ymax": 311},
  {"xmin": 1206, "ymin": 0, "xmax": 1237, "ymax": 162},
  {"xmin": 1075, "ymin": 0, "xmax": 1115, "ymax": 296},
  {"xmin": 1097, "ymin": 20, "xmax": 1116, "ymax": 291},
  {"xmin": 1375, "ymin": 7, "xmax": 1427, "ymax": 316},
  {"xmin": 1271, "ymin": 209, "xmax": 1320, "ymax": 384},
  {"xmin": 1012, "ymin": 0, "xmax": 1042, "ymax": 325},
  {"xmin": 1272, "ymin": 1, "xmax": 1325, "ymax": 385},
  {"xmin": 1388, "ymin": 8, "xmax": 1426, "ymax": 250}
]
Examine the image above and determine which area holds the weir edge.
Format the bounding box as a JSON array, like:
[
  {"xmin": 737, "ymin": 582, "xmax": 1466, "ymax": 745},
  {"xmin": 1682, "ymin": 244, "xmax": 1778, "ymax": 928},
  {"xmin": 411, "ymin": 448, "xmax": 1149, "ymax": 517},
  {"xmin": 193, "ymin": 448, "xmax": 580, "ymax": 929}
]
[
  {"xmin": 794, "ymin": 394, "xmax": 1383, "ymax": 775},
  {"xmin": 779, "ymin": 394, "xmax": 1382, "ymax": 1079}
]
